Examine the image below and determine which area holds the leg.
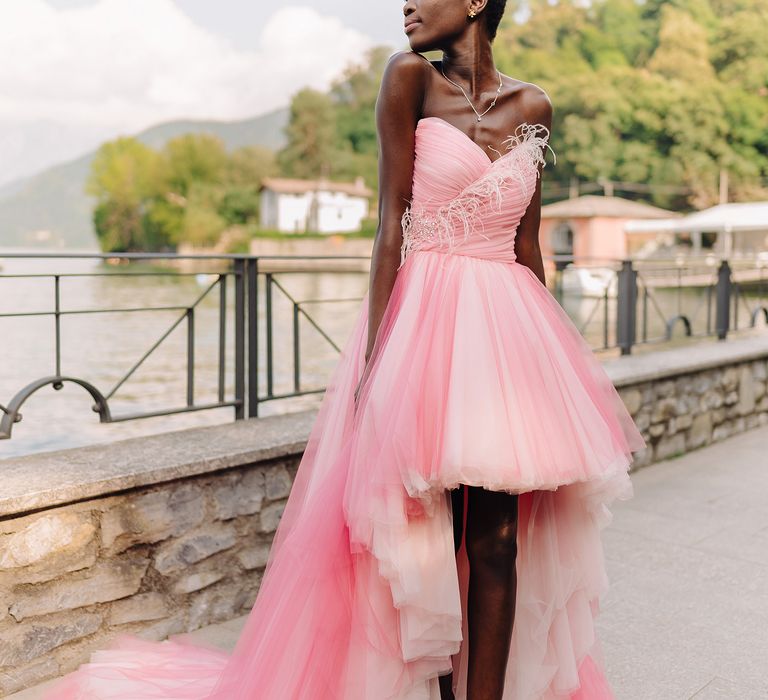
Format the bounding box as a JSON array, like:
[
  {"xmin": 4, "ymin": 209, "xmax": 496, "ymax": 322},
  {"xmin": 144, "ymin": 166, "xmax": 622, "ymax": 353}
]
[
  {"xmin": 465, "ymin": 486, "xmax": 519, "ymax": 700},
  {"xmin": 449, "ymin": 484, "xmax": 465, "ymax": 553},
  {"xmin": 439, "ymin": 485, "xmax": 466, "ymax": 700}
]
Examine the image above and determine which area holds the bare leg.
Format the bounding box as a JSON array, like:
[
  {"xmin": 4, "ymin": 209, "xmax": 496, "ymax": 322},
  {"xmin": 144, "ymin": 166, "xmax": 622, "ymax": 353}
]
[
  {"xmin": 439, "ymin": 485, "xmax": 465, "ymax": 700},
  {"xmin": 464, "ymin": 485, "xmax": 519, "ymax": 699}
]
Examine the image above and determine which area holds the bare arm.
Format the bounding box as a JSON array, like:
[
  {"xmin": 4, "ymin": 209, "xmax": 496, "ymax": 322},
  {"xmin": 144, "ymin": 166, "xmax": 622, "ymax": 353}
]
[
  {"xmin": 511, "ymin": 89, "xmax": 553, "ymax": 287},
  {"xmin": 364, "ymin": 51, "xmax": 427, "ymax": 362}
]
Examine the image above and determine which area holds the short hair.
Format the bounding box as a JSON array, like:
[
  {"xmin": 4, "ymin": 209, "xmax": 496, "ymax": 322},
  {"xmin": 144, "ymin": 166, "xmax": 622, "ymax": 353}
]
[{"xmin": 485, "ymin": 0, "xmax": 507, "ymax": 41}]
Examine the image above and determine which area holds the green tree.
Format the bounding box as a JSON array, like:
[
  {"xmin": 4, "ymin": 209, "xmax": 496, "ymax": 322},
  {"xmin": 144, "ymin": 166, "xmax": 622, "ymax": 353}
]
[
  {"xmin": 87, "ymin": 137, "xmax": 166, "ymax": 251},
  {"xmin": 163, "ymin": 133, "xmax": 228, "ymax": 196},
  {"xmin": 226, "ymin": 145, "xmax": 276, "ymax": 185},
  {"xmin": 222, "ymin": 145, "xmax": 277, "ymax": 225},
  {"xmin": 277, "ymin": 88, "xmax": 337, "ymax": 178},
  {"xmin": 490, "ymin": 0, "xmax": 768, "ymax": 207},
  {"xmin": 88, "ymin": 132, "xmax": 276, "ymax": 251},
  {"xmin": 182, "ymin": 183, "xmax": 227, "ymax": 247},
  {"xmin": 647, "ymin": 5, "xmax": 715, "ymax": 81},
  {"xmin": 331, "ymin": 45, "xmax": 391, "ymax": 156}
]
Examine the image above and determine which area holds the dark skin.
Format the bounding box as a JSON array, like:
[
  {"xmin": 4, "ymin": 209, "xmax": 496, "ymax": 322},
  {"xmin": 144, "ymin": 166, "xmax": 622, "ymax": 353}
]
[{"xmin": 353, "ymin": 1, "xmax": 553, "ymax": 698}]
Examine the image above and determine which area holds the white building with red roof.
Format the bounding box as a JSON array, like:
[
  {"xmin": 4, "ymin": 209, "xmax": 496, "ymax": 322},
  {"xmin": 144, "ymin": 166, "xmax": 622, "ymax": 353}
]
[{"xmin": 259, "ymin": 176, "xmax": 373, "ymax": 234}]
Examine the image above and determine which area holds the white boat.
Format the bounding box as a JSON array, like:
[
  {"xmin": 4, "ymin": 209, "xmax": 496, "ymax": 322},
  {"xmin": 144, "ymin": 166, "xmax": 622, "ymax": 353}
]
[{"xmin": 560, "ymin": 265, "xmax": 617, "ymax": 298}]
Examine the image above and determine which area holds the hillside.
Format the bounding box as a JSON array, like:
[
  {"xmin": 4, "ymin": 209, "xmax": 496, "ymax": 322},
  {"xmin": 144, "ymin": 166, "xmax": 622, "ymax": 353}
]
[{"xmin": 0, "ymin": 106, "xmax": 289, "ymax": 250}]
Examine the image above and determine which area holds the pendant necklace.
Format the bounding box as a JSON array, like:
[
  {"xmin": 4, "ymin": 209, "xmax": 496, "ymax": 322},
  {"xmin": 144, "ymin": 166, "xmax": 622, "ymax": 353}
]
[{"xmin": 440, "ymin": 63, "xmax": 503, "ymax": 122}]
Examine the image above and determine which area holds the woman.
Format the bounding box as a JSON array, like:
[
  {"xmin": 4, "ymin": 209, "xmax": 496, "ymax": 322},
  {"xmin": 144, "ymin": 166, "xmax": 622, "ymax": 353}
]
[{"xmin": 44, "ymin": 1, "xmax": 646, "ymax": 698}]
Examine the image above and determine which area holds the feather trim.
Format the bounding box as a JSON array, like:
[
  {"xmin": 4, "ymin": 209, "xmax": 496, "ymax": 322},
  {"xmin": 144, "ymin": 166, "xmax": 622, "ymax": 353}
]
[{"xmin": 398, "ymin": 122, "xmax": 556, "ymax": 270}]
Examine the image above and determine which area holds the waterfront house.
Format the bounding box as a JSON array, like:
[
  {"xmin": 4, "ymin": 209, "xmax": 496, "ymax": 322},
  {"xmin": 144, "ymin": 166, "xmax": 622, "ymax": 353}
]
[
  {"xmin": 259, "ymin": 176, "xmax": 373, "ymax": 234},
  {"xmin": 539, "ymin": 195, "xmax": 680, "ymax": 267}
]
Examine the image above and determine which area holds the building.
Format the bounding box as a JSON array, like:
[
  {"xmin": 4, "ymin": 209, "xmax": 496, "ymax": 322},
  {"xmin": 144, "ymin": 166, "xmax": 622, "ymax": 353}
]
[
  {"xmin": 623, "ymin": 201, "xmax": 768, "ymax": 258},
  {"xmin": 259, "ymin": 176, "xmax": 373, "ymax": 234},
  {"xmin": 539, "ymin": 195, "xmax": 680, "ymax": 268}
]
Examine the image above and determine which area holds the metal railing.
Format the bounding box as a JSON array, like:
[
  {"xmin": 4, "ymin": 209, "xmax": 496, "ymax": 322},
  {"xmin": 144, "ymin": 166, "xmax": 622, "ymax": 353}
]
[
  {"xmin": 1, "ymin": 251, "xmax": 766, "ymax": 440},
  {"xmin": 549, "ymin": 255, "xmax": 768, "ymax": 354}
]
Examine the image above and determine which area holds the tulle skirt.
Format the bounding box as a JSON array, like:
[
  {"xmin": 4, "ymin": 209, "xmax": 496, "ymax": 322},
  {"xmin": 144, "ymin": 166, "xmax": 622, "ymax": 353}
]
[{"xmin": 43, "ymin": 250, "xmax": 646, "ymax": 700}]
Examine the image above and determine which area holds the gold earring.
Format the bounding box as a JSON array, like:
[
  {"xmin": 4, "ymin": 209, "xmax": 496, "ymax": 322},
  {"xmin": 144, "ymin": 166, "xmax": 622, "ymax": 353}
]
[{"xmin": 468, "ymin": 8, "xmax": 477, "ymax": 17}]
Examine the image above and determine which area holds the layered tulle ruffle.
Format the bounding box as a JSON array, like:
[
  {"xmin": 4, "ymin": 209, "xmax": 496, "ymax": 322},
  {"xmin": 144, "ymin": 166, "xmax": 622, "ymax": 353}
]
[
  {"xmin": 41, "ymin": 108, "xmax": 647, "ymax": 699},
  {"xmin": 42, "ymin": 245, "xmax": 644, "ymax": 700}
]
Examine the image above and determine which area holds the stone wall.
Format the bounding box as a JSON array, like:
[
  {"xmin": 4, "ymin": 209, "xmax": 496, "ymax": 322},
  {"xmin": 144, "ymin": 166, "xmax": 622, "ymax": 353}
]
[
  {"xmin": 0, "ymin": 336, "xmax": 766, "ymax": 695},
  {"xmin": 0, "ymin": 455, "xmax": 299, "ymax": 696},
  {"xmin": 617, "ymin": 359, "xmax": 768, "ymax": 469},
  {"xmin": 608, "ymin": 337, "xmax": 768, "ymax": 469}
]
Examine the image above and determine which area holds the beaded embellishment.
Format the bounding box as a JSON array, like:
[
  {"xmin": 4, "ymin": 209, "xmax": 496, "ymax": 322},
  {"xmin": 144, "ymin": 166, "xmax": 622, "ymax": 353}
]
[{"xmin": 398, "ymin": 123, "xmax": 556, "ymax": 270}]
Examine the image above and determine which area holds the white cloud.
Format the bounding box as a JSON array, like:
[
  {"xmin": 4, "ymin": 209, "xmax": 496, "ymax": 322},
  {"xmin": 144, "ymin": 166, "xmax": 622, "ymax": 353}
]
[{"xmin": 0, "ymin": 0, "xmax": 374, "ymax": 132}]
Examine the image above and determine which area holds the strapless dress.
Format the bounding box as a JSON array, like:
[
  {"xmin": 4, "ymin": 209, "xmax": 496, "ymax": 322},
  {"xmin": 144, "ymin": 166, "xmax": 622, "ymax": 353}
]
[{"xmin": 42, "ymin": 115, "xmax": 646, "ymax": 700}]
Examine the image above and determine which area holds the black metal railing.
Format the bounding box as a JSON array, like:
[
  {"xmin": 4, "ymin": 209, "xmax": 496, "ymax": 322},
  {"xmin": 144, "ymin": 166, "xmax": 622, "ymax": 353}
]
[
  {"xmin": 1, "ymin": 251, "xmax": 765, "ymax": 440},
  {"xmin": 550, "ymin": 255, "xmax": 768, "ymax": 354}
]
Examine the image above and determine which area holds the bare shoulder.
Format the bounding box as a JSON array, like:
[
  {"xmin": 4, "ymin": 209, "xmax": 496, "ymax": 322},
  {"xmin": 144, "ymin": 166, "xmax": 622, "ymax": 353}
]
[
  {"xmin": 520, "ymin": 81, "xmax": 553, "ymax": 128},
  {"xmin": 502, "ymin": 76, "xmax": 553, "ymax": 130},
  {"xmin": 383, "ymin": 49, "xmax": 431, "ymax": 76},
  {"xmin": 376, "ymin": 51, "xmax": 430, "ymax": 119}
]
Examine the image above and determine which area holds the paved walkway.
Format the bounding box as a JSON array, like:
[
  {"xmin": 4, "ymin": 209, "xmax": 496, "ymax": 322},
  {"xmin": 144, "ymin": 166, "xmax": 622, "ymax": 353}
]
[
  {"xmin": 599, "ymin": 422, "xmax": 768, "ymax": 699},
  {"xmin": 10, "ymin": 424, "xmax": 768, "ymax": 700}
]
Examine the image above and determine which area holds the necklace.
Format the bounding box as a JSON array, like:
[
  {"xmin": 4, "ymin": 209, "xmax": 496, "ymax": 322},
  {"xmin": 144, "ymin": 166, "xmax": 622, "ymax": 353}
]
[{"xmin": 440, "ymin": 63, "xmax": 503, "ymax": 122}]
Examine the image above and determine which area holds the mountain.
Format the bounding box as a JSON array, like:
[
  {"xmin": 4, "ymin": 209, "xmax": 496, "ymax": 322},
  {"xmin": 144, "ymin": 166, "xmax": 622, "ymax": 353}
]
[{"xmin": 0, "ymin": 106, "xmax": 289, "ymax": 250}]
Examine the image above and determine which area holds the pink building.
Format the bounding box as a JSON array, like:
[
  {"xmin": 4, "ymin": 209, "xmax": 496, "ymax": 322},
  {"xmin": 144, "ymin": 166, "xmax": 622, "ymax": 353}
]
[{"xmin": 538, "ymin": 195, "xmax": 679, "ymax": 274}]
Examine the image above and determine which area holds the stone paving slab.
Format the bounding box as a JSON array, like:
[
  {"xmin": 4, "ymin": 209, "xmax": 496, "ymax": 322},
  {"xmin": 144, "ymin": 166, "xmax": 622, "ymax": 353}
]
[
  {"xmin": 9, "ymin": 424, "xmax": 768, "ymax": 700},
  {"xmin": 598, "ymin": 423, "xmax": 768, "ymax": 699}
]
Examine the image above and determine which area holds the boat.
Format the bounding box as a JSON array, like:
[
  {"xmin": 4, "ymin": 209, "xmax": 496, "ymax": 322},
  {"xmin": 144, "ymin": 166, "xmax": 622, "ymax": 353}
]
[{"xmin": 560, "ymin": 264, "xmax": 618, "ymax": 297}]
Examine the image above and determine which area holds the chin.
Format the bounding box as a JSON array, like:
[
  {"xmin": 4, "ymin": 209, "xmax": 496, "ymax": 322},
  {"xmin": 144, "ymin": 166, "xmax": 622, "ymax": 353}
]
[
  {"xmin": 405, "ymin": 24, "xmax": 440, "ymax": 52},
  {"xmin": 407, "ymin": 36, "xmax": 437, "ymax": 53}
]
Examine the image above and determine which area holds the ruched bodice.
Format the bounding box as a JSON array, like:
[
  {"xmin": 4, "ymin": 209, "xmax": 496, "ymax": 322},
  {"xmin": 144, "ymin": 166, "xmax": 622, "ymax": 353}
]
[{"xmin": 398, "ymin": 116, "xmax": 556, "ymax": 269}]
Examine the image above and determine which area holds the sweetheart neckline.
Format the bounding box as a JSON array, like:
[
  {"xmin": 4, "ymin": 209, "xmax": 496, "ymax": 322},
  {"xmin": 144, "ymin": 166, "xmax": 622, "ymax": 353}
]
[{"xmin": 416, "ymin": 116, "xmax": 549, "ymax": 167}]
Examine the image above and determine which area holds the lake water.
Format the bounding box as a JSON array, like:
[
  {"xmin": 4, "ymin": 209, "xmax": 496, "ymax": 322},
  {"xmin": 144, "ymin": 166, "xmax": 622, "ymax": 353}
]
[
  {"xmin": 1, "ymin": 249, "xmax": 764, "ymax": 458},
  {"xmin": 0, "ymin": 251, "xmax": 368, "ymax": 458}
]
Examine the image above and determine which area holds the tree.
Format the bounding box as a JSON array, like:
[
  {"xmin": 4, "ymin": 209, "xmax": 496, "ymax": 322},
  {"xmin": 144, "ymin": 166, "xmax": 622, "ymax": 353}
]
[
  {"xmin": 277, "ymin": 88, "xmax": 337, "ymax": 178},
  {"xmin": 226, "ymin": 145, "xmax": 276, "ymax": 185},
  {"xmin": 88, "ymin": 133, "xmax": 276, "ymax": 251},
  {"xmin": 489, "ymin": 0, "xmax": 768, "ymax": 207},
  {"xmin": 646, "ymin": 5, "xmax": 715, "ymax": 82},
  {"xmin": 182, "ymin": 182, "xmax": 227, "ymax": 247},
  {"xmin": 163, "ymin": 133, "xmax": 228, "ymax": 197},
  {"xmin": 87, "ymin": 137, "xmax": 166, "ymax": 251},
  {"xmin": 331, "ymin": 45, "xmax": 391, "ymax": 156}
]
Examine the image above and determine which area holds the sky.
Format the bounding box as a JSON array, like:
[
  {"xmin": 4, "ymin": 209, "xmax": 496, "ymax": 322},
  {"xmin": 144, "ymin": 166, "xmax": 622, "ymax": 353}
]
[{"xmin": 0, "ymin": 0, "xmax": 410, "ymax": 187}]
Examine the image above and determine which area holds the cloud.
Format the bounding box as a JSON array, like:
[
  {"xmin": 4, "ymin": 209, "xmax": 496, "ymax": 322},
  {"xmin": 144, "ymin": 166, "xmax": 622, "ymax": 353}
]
[{"xmin": 0, "ymin": 0, "xmax": 374, "ymax": 132}]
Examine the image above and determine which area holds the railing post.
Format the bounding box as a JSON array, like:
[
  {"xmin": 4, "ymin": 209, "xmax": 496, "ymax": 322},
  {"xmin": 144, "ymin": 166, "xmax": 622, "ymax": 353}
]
[
  {"xmin": 186, "ymin": 308, "xmax": 194, "ymax": 406},
  {"xmin": 247, "ymin": 257, "xmax": 259, "ymax": 418},
  {"xmin": 234, "ymin": 257, "xmax": 245, "ymax": 419},
  {"xmin": 293, "ymin": 302, "xmax": 301, "ymax": 394},
  {"xmin": 616, "ymin": 259, "xmax": 637, "ymax": 355},
  {"xmin": 715, "ymin": 259, "xmax": 731, "ymax": 340},
  {"xmin": 54, "ymin": 274, "xmax": 62, "ymax": 377},
  {"xmin": 553, "ymin": 256, "xmax": 566, "ymax": 305},
  {"xmin": 217, "ymin": 274, "xmax": 226, "ymax": 404},
  {"xmin": 265, "ymin": 273, "xmax": 273, "ymax": 399}
]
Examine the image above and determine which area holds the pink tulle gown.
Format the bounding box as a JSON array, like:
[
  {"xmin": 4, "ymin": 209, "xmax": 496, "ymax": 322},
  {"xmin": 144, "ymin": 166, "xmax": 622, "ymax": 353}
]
[{"xmin": 43, "ymin": 116, "xmax": 647, "ymax": 700}]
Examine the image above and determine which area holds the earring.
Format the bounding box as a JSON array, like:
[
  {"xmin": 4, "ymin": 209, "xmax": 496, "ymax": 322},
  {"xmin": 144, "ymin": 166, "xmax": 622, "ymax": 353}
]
[{"xmin": 468, "ymin": 8, "xmax": 477, "ymax": 17}]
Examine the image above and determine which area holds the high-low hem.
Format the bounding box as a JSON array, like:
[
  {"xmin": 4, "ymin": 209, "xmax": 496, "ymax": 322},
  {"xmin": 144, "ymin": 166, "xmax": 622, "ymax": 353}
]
[{"xmin": 41, "ymin": 113, "xmax": 645, "ymax": 700}]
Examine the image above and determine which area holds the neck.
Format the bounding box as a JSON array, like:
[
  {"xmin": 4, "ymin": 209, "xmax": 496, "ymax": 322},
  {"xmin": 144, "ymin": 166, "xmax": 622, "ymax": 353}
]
[{"xmin": 441, "ymin": 33, "xmax": 496, "ymax": 97}]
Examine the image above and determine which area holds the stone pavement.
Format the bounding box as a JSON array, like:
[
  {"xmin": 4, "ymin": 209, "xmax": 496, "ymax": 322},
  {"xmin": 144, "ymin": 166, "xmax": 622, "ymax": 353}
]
[
  {"xmin": 9, "ymin": 424, "xmax": 768, "ymax": 700},
  {"xmin": 598, "ymin": 422, "xmax": 768, "ymax": 699}
]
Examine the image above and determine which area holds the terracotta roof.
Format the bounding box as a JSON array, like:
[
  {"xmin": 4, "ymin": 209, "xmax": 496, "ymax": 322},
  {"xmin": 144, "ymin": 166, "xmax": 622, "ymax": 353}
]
[
  {"xmin": 260, "ymin": 176, "xmax": 373, "ymax": 198},
  {"xmin": 542, "ymin": 195, "xmax": 680, "ymax": 220}
]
